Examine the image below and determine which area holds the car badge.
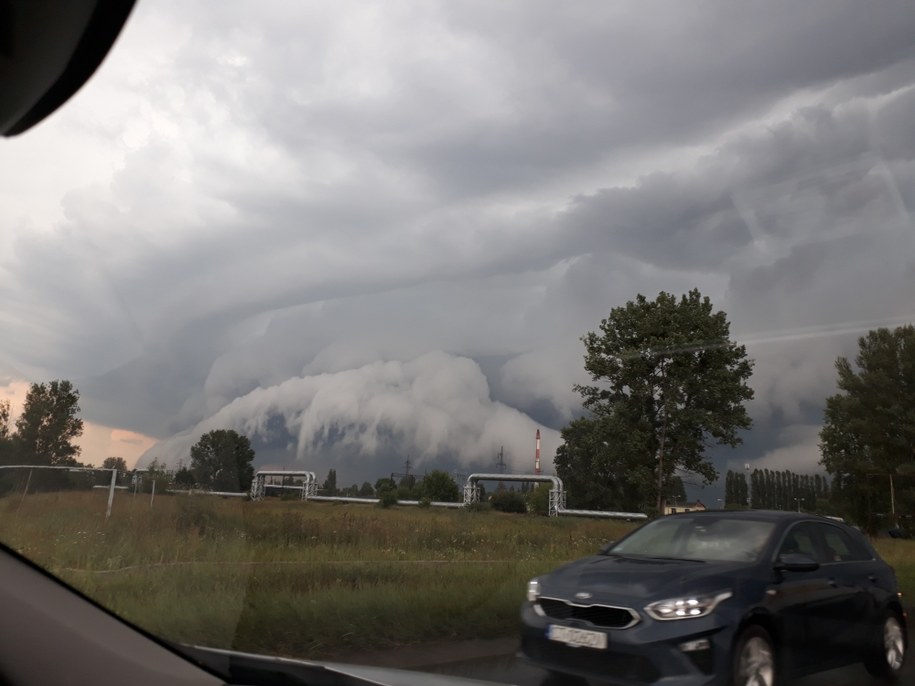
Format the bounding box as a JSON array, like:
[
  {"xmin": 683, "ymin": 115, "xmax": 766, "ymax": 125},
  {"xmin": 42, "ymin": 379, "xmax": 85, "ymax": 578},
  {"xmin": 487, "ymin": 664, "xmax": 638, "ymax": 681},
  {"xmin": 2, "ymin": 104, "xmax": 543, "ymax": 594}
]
[{"xmin": 574, "ymin": 592, "xmax": 592, "ymax": 600}]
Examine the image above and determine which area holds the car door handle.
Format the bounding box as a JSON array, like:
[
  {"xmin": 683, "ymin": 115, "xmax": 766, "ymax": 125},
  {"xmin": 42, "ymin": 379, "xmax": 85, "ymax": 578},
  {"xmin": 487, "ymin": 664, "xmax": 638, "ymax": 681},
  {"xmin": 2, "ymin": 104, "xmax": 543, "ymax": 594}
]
[
  {"xmin": 827, "ymin": 578, "xmax": 838, "ymax": 587},
  {"xmin": 868, "ymin": 575, "xmax": 878, "ymax": 583}
]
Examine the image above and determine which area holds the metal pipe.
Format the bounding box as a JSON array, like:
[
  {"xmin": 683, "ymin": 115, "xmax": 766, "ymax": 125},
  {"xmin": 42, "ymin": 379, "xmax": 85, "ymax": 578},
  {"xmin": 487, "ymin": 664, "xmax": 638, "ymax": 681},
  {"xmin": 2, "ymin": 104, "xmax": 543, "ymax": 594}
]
[
  {"xmin": 557, "ymin": 508, "xmax": 647, "ymax": 520},
  {"xmin": 466, "ymin": 473, "xmax": 563, "ymax": 488},
  {"xmin": 296, "ymin": 495, "xmax": 464, "ymax": 508}
]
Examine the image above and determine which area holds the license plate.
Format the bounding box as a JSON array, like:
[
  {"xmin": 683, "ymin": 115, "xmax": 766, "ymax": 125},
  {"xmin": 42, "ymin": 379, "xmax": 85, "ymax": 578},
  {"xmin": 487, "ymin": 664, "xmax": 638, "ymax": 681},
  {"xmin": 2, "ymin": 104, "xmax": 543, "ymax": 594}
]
[{"xmin": 547, "ymin": 624, "xmax": 607, "ymax": 649}]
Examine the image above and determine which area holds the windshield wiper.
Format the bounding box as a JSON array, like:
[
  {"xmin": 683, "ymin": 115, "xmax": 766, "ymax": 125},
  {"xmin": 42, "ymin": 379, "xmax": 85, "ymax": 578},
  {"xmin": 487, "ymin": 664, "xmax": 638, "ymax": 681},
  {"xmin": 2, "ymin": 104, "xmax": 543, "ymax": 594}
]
[{"xmin": 639, "ymin": 555, "xmax": 706, "ymax": 563}]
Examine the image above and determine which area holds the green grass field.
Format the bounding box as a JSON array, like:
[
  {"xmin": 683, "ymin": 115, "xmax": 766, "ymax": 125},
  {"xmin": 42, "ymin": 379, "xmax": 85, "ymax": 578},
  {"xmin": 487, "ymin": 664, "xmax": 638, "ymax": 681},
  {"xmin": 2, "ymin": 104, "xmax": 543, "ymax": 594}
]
[
  {"xmin": 0, "ymin": 491, "xmax": 633, "ymax": 659},
  {"xmin": 1, "ymin": 491, "xmax": 912, "ymax": 661}
]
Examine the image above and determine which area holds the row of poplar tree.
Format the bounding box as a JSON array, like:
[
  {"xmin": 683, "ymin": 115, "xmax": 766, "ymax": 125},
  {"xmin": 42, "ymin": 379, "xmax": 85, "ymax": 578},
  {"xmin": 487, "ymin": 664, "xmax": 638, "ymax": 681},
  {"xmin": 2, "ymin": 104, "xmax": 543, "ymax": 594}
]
[{"xmin": 724, "ymin": 469, "xmax": 831, "ymax": 511}]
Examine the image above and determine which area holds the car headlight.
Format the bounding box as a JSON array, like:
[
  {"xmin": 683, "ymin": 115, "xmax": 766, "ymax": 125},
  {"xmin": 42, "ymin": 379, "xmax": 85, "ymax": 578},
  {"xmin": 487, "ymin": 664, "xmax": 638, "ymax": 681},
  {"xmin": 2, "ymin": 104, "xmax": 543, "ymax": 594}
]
[
  {"xmin": 644, "ymin": 591, "xmax": 732, "ymax": 621},
  {"xmin": 527, "ymin": 578, "xmax": 541, "ymax": 603}
]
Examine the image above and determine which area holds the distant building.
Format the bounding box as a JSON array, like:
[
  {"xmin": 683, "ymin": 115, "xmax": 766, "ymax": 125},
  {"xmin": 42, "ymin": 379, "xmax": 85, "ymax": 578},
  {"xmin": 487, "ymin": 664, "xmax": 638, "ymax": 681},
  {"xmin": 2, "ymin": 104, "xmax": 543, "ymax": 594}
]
[{"xmin": 664, "ymin": 500, "xmax": 706, "ymax": 515}]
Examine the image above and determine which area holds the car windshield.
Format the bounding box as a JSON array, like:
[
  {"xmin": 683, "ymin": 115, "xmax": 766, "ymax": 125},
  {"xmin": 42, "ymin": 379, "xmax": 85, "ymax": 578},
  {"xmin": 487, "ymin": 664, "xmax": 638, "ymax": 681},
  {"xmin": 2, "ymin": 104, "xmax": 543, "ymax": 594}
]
[
  {"xmin": 609, "ymin": 517, "xmax": 776, "ymax": 562},
  {"xmin": 2, "ymin": 2, "xmax": 915, "ymax": 685}
]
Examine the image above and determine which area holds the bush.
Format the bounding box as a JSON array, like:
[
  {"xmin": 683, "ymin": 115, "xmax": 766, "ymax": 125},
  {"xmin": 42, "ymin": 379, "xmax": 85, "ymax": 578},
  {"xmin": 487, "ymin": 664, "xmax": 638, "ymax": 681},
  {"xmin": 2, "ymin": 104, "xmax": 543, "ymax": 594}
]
[
  {"xmin": 464, "ymin": 501, "xmax": 492, "ymax": 513},
  {"xmin": 377, "ymin": 490, "xmax": 398, "ymax": 508},
  {"xmin": 420, "ymin": 470, "xmax": 461, "ymax": 502},
  {"xmin": 526, "ymin": 483, "xmax": 552, "ymax": 516},
  {"xmin": 418, "ymin": 497, "xmax": 432, "ymax": 508},
  {"xmin": 490, "ymin": 490, "xmax": 527, "ymax": 514}
]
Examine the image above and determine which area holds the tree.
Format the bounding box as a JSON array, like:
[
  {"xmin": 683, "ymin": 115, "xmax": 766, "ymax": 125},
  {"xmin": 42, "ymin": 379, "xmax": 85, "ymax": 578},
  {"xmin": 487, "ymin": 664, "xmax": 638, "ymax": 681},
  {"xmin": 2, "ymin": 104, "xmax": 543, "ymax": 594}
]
[
  {"xmin": 322, "ymin": 468, "xmax": 338, "ymax": 496},
  {"xmin": 420, "ymin": 470, "xmax": 461, "ymax": 502},
  {"xmin": 0, "ymin": 399, "xmax": 15, "ymax": 466},
  {"xmin": 0, "ymin": 399, "xmax": 10, "ymax": 441},
  {"xmin": 143, "ymin": 458, "xmax": 172, "ymax": 494},
  {"xmin": 359, "ymin": 481, "xmax": 374, "ymax": 497},
  {"xmin": 174, "ymin": 467, "xmax": 195, "ymax": 488},
  {"xmin": 374, "ymin": 477, "xmax": 396, "ymax": 494},
  {"xmin": 102, "ymin": 456, "xmax": 128, "ymax": 472},
  {"xmin": 526, "ymin": 482, "xmax": 552, "ymax": 516},
  {"xmin": 573, "ymin": 290, "xmax": 754, "ymax": 512},
  {"xmin": 724, "ymin": 470, "xmax": 750, "ymax": 508},
  {"xmin": 820, "ymin": 326, "xmax": 915, "ymax": 529},
  {"xmin": 490, "ymin": 489, "xmax": 527, "ymax": 513},
  {"xmin": 14, "ymin": 380, "xmax": 84, "ymax": 465},
  {"xmin": 189, "ymin": 429, "xmax": 256, "ymax": 493},
  {"xmin": 555, "ymin": 415, "xmax": 655, "ymax": 512}
]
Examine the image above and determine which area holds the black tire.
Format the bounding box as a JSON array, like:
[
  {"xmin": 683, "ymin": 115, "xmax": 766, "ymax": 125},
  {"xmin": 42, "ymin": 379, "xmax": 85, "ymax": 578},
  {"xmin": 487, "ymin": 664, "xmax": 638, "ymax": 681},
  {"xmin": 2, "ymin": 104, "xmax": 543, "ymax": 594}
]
[
  {"xmin": 732, "ymin": 625, "xmax": 776, "ymax": 686},
  {"xmin": 865, "ymin": 610, "xmax": 906, "ymax": 680},
  {"xmin": 540, "ymin": 670, "xmax": 587, "ymax": 686}
]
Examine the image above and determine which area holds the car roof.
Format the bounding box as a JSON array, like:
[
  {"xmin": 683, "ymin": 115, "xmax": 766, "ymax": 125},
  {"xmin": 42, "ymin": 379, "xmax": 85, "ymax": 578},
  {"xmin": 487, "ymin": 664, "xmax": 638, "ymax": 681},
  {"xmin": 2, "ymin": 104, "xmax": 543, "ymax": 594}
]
[{"xmin": 665, "ymin": 509, "xmax": 842, "ymax": 525}]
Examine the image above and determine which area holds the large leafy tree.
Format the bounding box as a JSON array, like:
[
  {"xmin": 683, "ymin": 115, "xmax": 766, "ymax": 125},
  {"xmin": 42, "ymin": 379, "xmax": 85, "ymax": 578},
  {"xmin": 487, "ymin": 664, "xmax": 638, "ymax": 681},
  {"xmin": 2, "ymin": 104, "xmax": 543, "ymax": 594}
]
[
  {"xmin": 572, "ymin": 289, "xmax": 754, "ymax": 512},
  {"xmin": 555, "ymin": 415, "xmax": 656, "ymax": 511},
  {"xmin": 420, "ymin": 470, "xmax": 461, "ymax": 502},
  {"xmin": 14, "ymin": 380, "xmax": 84, "ymax": 466},
  {"xmin": 190, "ymin": 429, "xmax": 256, "ymax": 493},
  {"xmin": 820, "ymin": 326, "xmax": 915, "ymax": 528}
]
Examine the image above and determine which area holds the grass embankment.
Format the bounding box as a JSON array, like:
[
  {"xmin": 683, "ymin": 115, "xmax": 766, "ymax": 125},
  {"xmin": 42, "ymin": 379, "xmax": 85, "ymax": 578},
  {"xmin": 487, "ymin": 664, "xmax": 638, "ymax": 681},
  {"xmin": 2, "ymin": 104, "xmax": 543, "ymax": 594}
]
[{"xmin": 0, "ymin": 492, "xmax": 633, "ymax": 659}]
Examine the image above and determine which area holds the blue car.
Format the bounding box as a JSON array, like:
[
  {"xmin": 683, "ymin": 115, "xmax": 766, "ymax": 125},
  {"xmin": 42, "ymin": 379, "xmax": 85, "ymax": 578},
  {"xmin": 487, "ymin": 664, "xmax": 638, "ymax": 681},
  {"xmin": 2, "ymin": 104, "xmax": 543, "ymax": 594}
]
[{"xmin": 521, "ymin": 511, "xmax": 907, "ymax": 686}]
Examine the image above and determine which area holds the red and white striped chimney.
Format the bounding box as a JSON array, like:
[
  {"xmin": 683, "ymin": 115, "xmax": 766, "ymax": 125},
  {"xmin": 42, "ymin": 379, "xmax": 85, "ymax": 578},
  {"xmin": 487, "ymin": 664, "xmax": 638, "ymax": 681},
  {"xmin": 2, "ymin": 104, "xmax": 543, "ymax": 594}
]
[{"xmin": 535, "ymin": 429, "xmax": 541, "ymax": 475}]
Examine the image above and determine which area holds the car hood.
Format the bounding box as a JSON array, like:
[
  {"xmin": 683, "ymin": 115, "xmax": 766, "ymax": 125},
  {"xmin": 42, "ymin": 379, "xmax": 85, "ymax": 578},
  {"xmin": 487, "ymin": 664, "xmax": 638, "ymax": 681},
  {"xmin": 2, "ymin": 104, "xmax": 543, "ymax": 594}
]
[
  {"xmin": 175, "ymin": 643, "xmax": 505, "ymax": 686},
  {"xmin": 540, "ymin": 554, "xmax": 753, "ymax": 603}
]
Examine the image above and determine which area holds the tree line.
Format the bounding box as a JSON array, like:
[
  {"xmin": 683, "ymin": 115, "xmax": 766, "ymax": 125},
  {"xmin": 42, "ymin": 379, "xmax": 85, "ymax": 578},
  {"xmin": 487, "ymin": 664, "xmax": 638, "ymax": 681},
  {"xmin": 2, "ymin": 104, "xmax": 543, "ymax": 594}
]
[
  {"xmin": 724, "ymin": 469, "xmax": 830, "ymax": 511},
  {"xmin": 553, "ymin": 290, "xmax": 915, "ymax": 529},
  {"xmin": 4, "ymin": 293, "xmax": 915, "ymax": 529}
]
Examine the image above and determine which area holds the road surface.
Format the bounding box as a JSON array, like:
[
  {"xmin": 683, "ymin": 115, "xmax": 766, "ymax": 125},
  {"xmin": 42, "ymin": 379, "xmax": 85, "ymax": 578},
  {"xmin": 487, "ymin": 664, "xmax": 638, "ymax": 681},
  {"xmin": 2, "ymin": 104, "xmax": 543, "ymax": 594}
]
[{"xmin": 415, "ymin": 642, "xmax": 912, "ymax": 686}]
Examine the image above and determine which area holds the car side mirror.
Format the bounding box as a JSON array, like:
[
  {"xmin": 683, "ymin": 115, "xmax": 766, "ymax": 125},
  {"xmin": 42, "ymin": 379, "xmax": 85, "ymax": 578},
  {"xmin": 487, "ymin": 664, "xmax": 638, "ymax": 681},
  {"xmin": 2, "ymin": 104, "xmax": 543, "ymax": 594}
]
[
  {"xmin": 775, "ymin": 552, "xmax": 819, "ymax": 572},
  {"xmin": 599, "ymin": 541, "xmax": 615, "ymax": 554}
]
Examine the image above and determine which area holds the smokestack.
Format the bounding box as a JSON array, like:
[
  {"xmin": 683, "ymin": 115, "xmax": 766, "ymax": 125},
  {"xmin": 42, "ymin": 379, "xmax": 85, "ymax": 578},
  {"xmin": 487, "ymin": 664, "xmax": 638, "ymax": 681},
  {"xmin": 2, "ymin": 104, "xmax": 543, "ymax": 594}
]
[{"xmin": 535, "ymin": 429, "xmax": 541, "ymax": 475}]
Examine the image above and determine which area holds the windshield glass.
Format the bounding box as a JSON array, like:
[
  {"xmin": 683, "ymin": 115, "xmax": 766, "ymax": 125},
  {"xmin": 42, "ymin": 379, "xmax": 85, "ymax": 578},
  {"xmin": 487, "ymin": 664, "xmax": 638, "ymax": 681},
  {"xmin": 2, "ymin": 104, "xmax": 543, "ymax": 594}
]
[
  {"xmin": 609, "ymin": 517, "xmax": 776, "ymax": 562},
  {"xmin": 2, "ymin": 1, "xmax": 915, "ymax": 684}
]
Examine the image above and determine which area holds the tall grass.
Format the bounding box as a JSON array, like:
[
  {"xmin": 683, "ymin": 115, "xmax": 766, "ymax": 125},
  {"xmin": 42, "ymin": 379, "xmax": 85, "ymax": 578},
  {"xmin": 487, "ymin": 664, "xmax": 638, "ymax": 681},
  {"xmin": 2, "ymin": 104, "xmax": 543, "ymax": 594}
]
[
  {"xmin": 0, "ymin": 491, "xmax": 632, "ymax": 659},
  {"xmin": 5, "ymin": 491, "xmax": 911, "ymax": 661}
]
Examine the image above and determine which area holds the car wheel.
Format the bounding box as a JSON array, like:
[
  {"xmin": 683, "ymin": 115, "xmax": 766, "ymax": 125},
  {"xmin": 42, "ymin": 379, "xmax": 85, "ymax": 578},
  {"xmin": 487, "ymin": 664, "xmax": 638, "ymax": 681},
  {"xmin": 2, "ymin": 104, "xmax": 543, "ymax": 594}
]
[
  {"xmin": 732, "ymin": 625, "xmax": 776, "ymax": 686},
  {"xmin": 865, "ymin": 611, "xmax": 906, "ymax": 679},
  {"xmin": 540, "ymin": 670, "xmax": 587, "ymax": 686}
]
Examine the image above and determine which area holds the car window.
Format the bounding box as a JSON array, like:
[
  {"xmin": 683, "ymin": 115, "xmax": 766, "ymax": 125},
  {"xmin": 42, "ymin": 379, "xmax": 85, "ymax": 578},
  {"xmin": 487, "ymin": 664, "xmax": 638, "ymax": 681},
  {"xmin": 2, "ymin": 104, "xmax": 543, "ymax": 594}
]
[
  {"xmin": 611, "ymin": 517, "xmax": 775, "ymax": 562},
  {"xmin": 816, "ymin": 523, "xmax": 872, "ymax": 563},
  {"xmin": 778, "ymin": 523, "xmax": 821, "ymax": 561}
]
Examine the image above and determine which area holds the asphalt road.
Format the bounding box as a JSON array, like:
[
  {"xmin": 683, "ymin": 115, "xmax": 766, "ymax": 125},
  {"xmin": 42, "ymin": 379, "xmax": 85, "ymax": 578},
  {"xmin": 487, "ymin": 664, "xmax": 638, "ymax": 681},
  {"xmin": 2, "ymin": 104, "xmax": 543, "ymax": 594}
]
[{"xmin": 418, "ymin": 646, "xmax": 914, "ymax": 686}]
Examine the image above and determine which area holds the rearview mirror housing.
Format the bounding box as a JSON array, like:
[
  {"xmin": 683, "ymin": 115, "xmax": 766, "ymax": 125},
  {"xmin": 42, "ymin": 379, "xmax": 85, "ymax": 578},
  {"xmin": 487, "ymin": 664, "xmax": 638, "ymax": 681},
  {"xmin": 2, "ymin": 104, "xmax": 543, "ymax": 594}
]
[
  {"xmin": 775, "ymin": 552, "xmax": 819, "ymax": 572},
  {"xmin": 0, "ymin": 0, "xmax": 136, "ymax": 136}
]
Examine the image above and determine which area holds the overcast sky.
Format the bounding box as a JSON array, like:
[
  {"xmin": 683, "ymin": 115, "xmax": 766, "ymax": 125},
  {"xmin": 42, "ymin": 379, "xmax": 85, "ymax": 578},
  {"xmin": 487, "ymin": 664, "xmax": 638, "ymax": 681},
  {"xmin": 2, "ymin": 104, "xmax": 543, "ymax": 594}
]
[{"xmin": 2, "ymin": 1, "xmax": 915, "ymax": 496}]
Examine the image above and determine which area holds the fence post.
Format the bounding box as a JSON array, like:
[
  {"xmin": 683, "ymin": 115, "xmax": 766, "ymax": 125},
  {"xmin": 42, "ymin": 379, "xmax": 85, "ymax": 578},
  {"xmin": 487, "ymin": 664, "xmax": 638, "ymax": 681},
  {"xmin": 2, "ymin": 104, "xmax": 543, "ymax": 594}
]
[{"xmin": 105, "ymin": 468, "xmax": 116, "ymax": 521}]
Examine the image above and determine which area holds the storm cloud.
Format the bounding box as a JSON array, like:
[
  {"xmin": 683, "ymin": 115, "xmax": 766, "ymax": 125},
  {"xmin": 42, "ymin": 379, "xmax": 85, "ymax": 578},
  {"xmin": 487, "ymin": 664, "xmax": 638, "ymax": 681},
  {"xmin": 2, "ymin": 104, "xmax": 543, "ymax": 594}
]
[{"xmin": 2, "ymin": 1, "xmax": 915, "ymax": 494}]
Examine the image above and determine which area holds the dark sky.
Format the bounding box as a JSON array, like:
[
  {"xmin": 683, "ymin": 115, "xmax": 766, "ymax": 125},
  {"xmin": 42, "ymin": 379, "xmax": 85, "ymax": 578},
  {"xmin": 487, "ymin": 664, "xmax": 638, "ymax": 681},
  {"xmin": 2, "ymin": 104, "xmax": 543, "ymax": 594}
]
[{"xmin": 2, "ymin": 1, "xmax": 915, "ymax": 497}]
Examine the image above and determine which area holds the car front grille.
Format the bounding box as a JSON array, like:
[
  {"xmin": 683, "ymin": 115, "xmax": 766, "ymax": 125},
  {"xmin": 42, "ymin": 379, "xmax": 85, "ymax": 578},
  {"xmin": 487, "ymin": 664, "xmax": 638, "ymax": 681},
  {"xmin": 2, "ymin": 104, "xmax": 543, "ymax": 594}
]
[{"xmin": 539, "ymin": 597, "xmax": 639, "ymax": 629}]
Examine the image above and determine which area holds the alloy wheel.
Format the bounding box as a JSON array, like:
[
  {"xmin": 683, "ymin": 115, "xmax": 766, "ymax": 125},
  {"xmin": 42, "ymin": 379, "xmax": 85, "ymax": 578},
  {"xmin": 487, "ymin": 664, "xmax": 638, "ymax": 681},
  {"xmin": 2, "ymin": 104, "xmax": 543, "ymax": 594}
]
[
  {"xmin": 884, "ymin": 615, "xmax": 905, "ymax": 671},
  {"xmin": 736, "ymin": 635, "xmax": 775, "ymax": 686}
]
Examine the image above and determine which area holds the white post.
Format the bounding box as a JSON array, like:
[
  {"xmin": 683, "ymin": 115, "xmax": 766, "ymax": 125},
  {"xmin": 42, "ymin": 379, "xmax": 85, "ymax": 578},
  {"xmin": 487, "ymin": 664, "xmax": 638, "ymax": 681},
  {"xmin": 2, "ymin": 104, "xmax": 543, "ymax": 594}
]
[
  {"xmin": 106, "ymin": 468, "xmax": 116, "ymax": 521},
  {"xmin": 150, "ymin": 478, "xmax": 156, "ymax": 508},
  {"xmin": 17, "ymin": 468, "xmax": 34, "ymax": 515}
]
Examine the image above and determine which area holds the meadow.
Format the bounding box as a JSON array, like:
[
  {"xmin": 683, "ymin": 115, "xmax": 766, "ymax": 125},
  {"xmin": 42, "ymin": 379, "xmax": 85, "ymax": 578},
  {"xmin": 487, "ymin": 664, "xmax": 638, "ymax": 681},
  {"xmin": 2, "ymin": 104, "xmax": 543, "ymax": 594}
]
[
  {"xmin": 0, "ymin": 491, "xmax": 632, "ymax": 659},
  {"xmin": 1, "ymin": 491, "xmax": 912, "ymax": 662}
]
